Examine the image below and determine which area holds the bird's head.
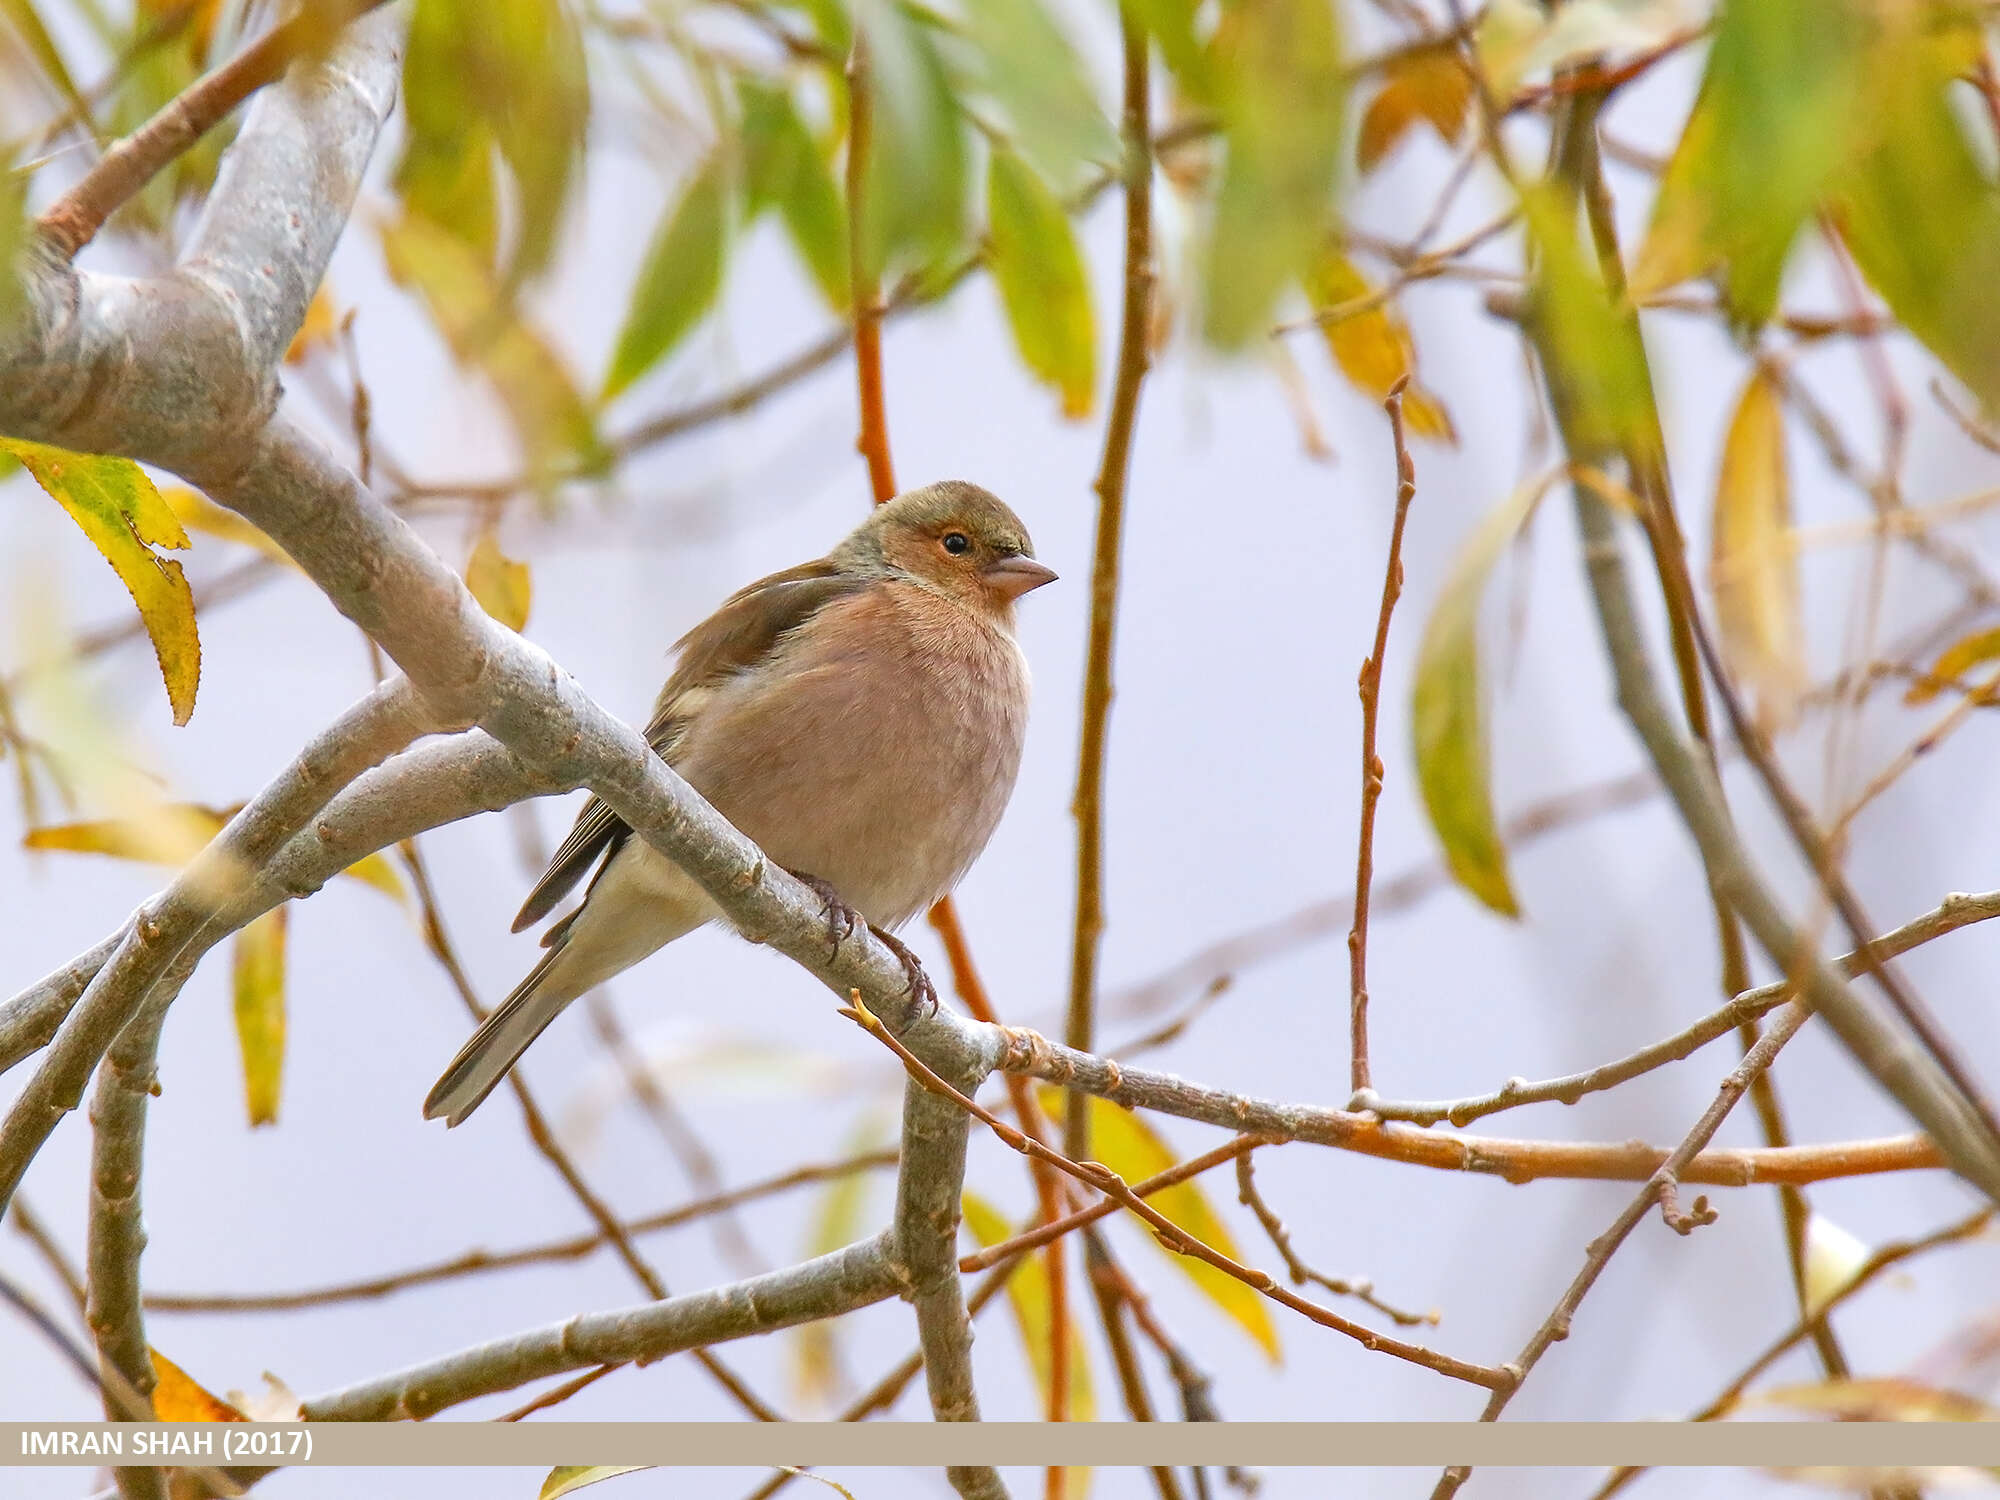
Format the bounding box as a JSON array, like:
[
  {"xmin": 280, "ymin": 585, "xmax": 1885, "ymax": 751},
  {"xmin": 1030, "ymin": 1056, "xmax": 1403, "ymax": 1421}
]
[{"xmin": 837, "ymin": 480, "xmax": 1057, "ymax": 618}]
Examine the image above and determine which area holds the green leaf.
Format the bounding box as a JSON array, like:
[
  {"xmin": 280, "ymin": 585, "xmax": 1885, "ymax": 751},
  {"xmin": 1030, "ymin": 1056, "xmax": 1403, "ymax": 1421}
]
[
  {"xmin": 1633, "ymin": 0, "xmax": 1874, "ymax": 324},
  {"xmin": 957, "ymin": 0, "xmax": 1115, "ymax": 188},
  {"xmin": 380, "ymin": 213, "xmax": 605, "ymax": 487},
  {"xmin": 1202, "ymin": 0, "xmax": 1345, "ymax": 348},
  {"xmin": 987, "ymin": 149, "xmax": 1096, "ymax": 419},
  {"xmin": 1523, "ymin": 186, "xmax": 1657, "ymax": 463},
  {"xmin": 1, "ymin": 143, "xmax": 30, "ymax": 325},
  {"xmin": 775, "ymin": 0, "xmax": 852, "ymax": 56},
  {"xmin": 399, "ymin": 0, "xmax": 589, "ymax": 281},
  {"xmin": 1410, "ymin": 479, "xmax": 1550, "ymax": 917},
  {"xmin": 395, "ymin": 117, "xmax": 500, "ymax": 271},
  {"xmin": 540, "ymin": 1470, "xmax": 651, "ymax": 1500},
  {"xmin": 961, "ymin": 1189, "xmax": 1095, "ymax": 1436},
  {"xmin": 1122, "ymin": 0, "xmax": 1209, "ymax": 97},
  {"xmin": 855, "ymin": 0, "xmax": 969, "ymax": 280},
  {"xmin": 1830, "ymin": 20, "xmax": 2000, "ymax": 408},
  {"xmin": 233, "ymin": 908, "xmax": 286, "ymax": 1128},
  {"xmin": 1041, "ymin": 1090, "xmax": 1281, "ymax": 1361},
  {"xmin": 4, "ymin": 440, "xmax": 200, "ymax": 725},
  {"xmin": 741, "ymin": 81, "xmax": 849, "ymax": 311},
  {"xmin": 602, "ymin": 152, "xmax": 731, "ymax": 402}
]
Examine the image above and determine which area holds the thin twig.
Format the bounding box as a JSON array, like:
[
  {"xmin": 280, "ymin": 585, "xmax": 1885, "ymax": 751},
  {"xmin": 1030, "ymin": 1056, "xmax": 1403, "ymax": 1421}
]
[
  {"xmin": 498, "ymin": 1364, "xmax": 618, "ymax": 1421},
  {"xmin": 1349, "ymin": 377, "xmax": 1419, "ymax": 1094},
  {"xmin": 1588, "ymin": 1206, "xmax": 1996, "ymax": 1500},
  {"xmin": 1105, "ymin": 766, "xmax": 1662, "ymax": 1043},
  {"xmin": 37, "ymin": 0, "xmax": 387, "ymax": 257},
  {"xmin": 845, "ymin": 32, "xmax": 896, "ymax": 506},
  {"xmin": 1360, "ymin": 889, "xmax": 2000, "ymax": 1127},
  {"xmin": 9, "ymin": 1196, "xmax": 86, "ymax": 1315},
  {"xmin": 1065, "ymin": 0, "xmax": 1155, "ymax": 1154},
  {"xmin": 1235, "ymin": 1153, "xmax": 1434, "ymax": 1327},
  {"xmin": 1000, "ymin": 1026, "xmax": 1951, "ymax": 1187},
  {"xmin": 845, "ymin": 999, "xmax": 1511, "ymax": 1390},
  {"xmin": 145, "ymin": 1150, "xmax": 898, "ymax": 1313},
  {"xmin": 581, "ymin": 989, "xmax": 769, "ymax": 1275},
  {"xmin": 397, "ymin": 837, "xmax": 783, "ymax": 1422},
  {"xmin": 1428, "ymin": 1004, "xmax": 1812, "ymax": 1500}
]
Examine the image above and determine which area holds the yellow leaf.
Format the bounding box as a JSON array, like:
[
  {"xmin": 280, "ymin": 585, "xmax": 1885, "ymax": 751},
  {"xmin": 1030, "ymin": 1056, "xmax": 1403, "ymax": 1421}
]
[
  {"xmin": 380, "ymin": 212, "xmax": 605, "ymax": 489},
  {"xmin": 962, "ymin": 1189, "xmax": 1096, "ymax": 1432},
  {"xmin": 1757, "ymin": 1378, "xmax": 1998, "ymax": 1423},
  {"xmin": 1040, "ymin": 1090, "xmax": 1281, "ymax": 1362},
  {"xmin": 1906, "ymin": 627, "xmax": 2000, "ymax": 706},
  {"xmin": 1357, "ymin": 42, "xmax": 1471, "ymax": 173},
  {"xmin": 1308, "ymin": 249, "xmax": 1456, "ymax": 444},
  {"xmin": 540, "ymin": 1470, "xmax": 651, "ymax": 1500},
  {"xmin": 1411, "ymin": 477, "xmax": 1552, "ymax": 917},
  {"xmin": 161, "ymin": 486, "xmax": 294, "ymax": 567},
  {"xmin": 339, "ymin": 851, "xmax": 409, "ymax": 905},
  {"xmin": 1800, "ymin": 1213, "xmax": 1869, "ymax": 1318},
  {"xmin": 1709, "ymin": 369, "xmax": 1804, "ymax": 731},
  {"xmin": 24, "ymin": 803, "xmax": 228, "ymax": 866},
  {"xmin": 149, "ymin": 1349, "xmax": 247, "ymax": 1422},
  {"xmin": 233, "ymin": 908, "xmax": 286, "ymax": 1127},
  {"xmin": 791, "ymin": 1110, "xmax": 887, "ymax": 1407},
  {"xmin": 5, "ymin": 440, "xmax": 200, "ymax": 725},
  {"xmin": 466, "ymin": 527, "xmax": 532, "ymax": 632},
  {"xmin": 283, "ymin": 284, "xmax": 338, "ymax": 365}
]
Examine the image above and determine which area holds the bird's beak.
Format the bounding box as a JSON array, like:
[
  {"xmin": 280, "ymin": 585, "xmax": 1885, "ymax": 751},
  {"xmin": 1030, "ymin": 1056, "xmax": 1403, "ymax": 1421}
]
[{"xmin": 982, "ymin": 556, "xmax": 1059, "ymax": 601}]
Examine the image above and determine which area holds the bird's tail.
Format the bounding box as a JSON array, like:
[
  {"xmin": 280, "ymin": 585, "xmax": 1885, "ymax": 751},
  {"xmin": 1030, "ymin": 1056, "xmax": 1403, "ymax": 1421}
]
[{"xmin": 423, "ymin": 951, "xmax": 575, "ymax": 1126}]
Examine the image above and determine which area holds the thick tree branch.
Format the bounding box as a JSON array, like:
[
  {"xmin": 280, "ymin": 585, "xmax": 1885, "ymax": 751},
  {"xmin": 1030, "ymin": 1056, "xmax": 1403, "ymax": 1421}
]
[
  {"xmin": 36, "ymin": 0, "xmax": 389, "ymax": 259},
  {"xmin": 300, "ymin": 1233, "xmax": 903, "ymax": 1421},
  {"xmin": 0, "ymin": 676, "xmax": 432, "ymax": 1215}
]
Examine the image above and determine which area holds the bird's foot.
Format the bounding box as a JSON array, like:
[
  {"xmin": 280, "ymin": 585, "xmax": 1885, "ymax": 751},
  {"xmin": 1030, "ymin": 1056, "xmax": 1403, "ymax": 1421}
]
[
  {"xmin": 786, "ymin": 868, "xmax": 862, "ymax": 959},
  {"xmin": 868, "ymin": 924, "xmax": 939, "ymax": 1021}
]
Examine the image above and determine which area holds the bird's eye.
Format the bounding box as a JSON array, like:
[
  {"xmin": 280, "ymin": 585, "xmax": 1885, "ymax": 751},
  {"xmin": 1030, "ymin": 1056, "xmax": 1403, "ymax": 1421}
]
[{"xmin": 942, "ymin": 532, "xmax": 971, "ymax": 555}]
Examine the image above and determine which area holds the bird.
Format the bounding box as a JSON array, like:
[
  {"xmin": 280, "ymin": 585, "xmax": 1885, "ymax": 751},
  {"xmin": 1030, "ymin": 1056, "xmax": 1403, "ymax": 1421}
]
[{"xmin": 423, "ymin": 479, "xmax": 1057, "ymax": 1126}]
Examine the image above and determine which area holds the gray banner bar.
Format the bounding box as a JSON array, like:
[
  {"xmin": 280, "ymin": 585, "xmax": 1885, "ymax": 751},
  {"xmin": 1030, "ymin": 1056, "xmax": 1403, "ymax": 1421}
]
[{"xmin": 5, "ymin": 1422, "xmax": 1998, "ymax": 1467}]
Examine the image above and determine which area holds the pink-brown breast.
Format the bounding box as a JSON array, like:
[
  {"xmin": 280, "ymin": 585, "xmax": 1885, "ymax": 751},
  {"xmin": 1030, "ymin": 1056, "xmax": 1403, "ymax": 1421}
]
[{"xmin": 669, "ymin": 579, "xmax": 1031, "ymax": 929}]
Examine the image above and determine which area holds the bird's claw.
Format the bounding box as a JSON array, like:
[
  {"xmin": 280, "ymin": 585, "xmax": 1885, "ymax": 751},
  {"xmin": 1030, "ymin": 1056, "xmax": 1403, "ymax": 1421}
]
[
  {"xmin": 869, "ymin": 924, "xmax": 939, "ymax": 1021},
  {"xmin": 787, "ymin": 868, "xmax": 861, "ymax": 959}
]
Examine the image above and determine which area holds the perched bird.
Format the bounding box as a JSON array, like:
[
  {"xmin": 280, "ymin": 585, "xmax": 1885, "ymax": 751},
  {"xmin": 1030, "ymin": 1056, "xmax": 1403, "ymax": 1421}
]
[{"xmin": 424, "ymin": 479, "xmax": 1056, "ymax": 1125}]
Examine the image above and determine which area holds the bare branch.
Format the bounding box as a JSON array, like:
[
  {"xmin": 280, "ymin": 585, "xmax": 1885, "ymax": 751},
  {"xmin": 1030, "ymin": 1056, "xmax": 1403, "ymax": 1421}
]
[
  {"xmin": 1349, "ymin": 377, "xmax": 1419, "ymax": 1094},
  {"xmin": 145, "ymin": 1149, "xmax": 898, "ymax": 1313},
  {"xmin": 1428, "ymin": 1003, "xmax": 1812, "ymax": 1500},
  {"xmin": 301, "ymin": 1233, "xmax": 903, "ymax": 1421},
  {"xmin": 36, "ymin": 0, "xmax": 389, "ymax": 259},
  {"xmin": 1000, "ymin": 1027, "xmax": 1948, "ymax": 1186},
  {"xmin": 1360, "ymin": 889, "xmax": 2000, "ymax": 1127}
]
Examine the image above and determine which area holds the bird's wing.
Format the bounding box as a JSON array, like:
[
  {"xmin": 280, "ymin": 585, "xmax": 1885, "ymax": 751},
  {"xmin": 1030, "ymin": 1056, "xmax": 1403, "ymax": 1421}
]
[{"xmin": 510, "ymin": 560, "xmax": 871, "ymax": 934}]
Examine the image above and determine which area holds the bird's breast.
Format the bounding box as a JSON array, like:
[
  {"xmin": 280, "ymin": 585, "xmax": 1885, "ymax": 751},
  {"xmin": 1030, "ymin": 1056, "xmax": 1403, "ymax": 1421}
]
[{"xmin": 671, "ymin": 584, "xmax": 1031, "ymax": 929}]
